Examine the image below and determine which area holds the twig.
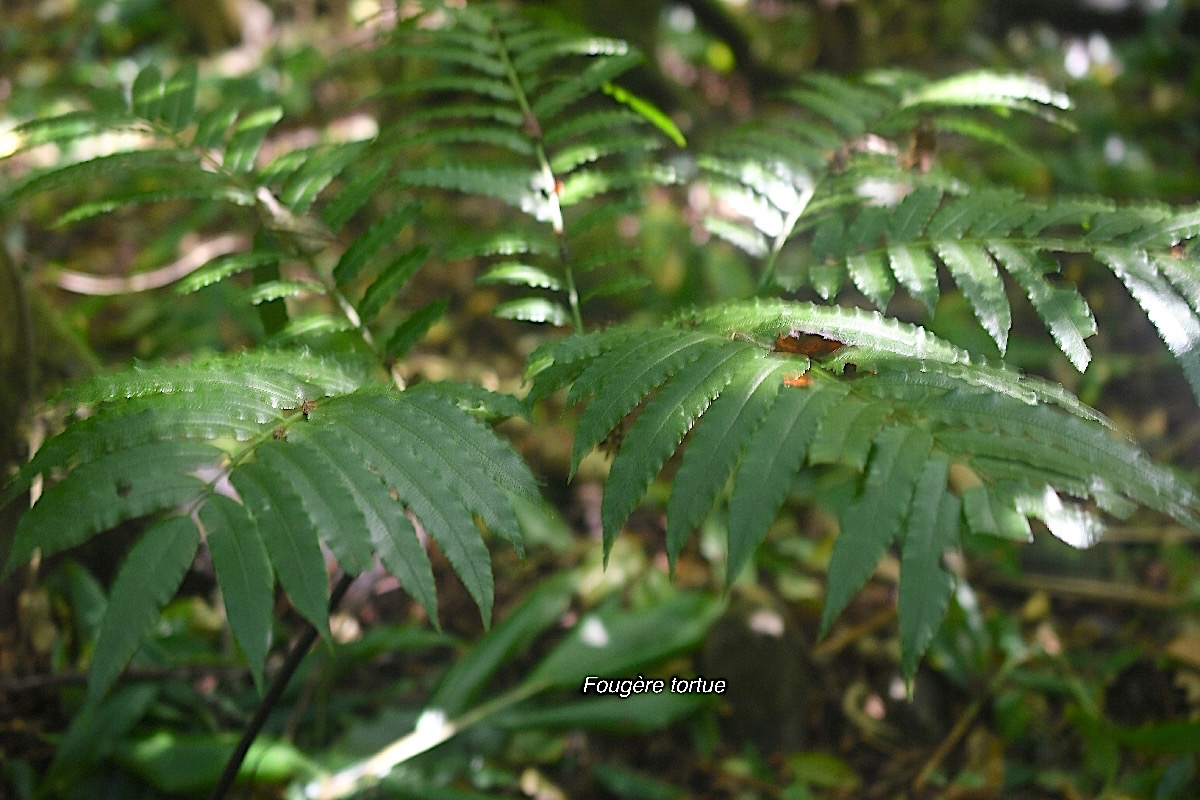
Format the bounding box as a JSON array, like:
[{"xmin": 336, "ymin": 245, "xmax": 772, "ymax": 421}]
[
  {"xmin": 209, "ymin": 572, "xmax": 355, "ymax": 800},
  {"xmin": 0, "ymin": 664, "xmax": 247, "ymax": 694},
  {"xmin": 976, "ymin": 572, "xmax": 1182, "ymax": 609},
  {"xmin": 913, "ymin": 699, "xmax": 979, "ymax": 790},
  {"xmin": 52, "ymin": 234, "xmax": 247, "ymax": 295},
  {"xmin": 811, "ymin": 605, "xmax": 896, "ymax": 660}
]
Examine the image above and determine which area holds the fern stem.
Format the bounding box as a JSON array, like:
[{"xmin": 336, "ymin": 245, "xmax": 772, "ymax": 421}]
[
  {"xmin": 301, "ymin": 251, "xmax": 406, "ymax": 388},
  {"xmin": 758, "ymin": 182, "xmax": 815, "ymax": 291},
  {"xmin": 209, "ymin": 572, "xmax": 355, "ymax": 800},
  {"xmin": 307, "ymin": 677, "xmax": 550, "ymax": 798},
  {"xmin": 491, "ymin": 22, "xmax": 585, "ymax": 333}
]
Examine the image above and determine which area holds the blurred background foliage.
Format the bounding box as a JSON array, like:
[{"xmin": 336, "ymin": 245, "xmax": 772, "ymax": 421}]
[{"xmin": 3, "ymin": 0, "xmax": 1200, "ymax": 798}]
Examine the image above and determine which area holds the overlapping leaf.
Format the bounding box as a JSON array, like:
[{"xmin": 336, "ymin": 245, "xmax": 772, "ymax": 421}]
[{"xmin": 531, "ymin": 300, "xmax": 1200, "ymax": 677}]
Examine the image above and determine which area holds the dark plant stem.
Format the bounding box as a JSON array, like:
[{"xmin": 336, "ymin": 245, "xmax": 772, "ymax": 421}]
[{"xmin": 209, "ymin": 572, "xmax": 355, "ymax": 800}]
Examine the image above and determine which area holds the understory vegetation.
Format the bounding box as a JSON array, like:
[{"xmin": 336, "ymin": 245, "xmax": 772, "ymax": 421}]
[{"xmin": 2, "ymin": 0, "xmax": 1200, "ymax": 798}]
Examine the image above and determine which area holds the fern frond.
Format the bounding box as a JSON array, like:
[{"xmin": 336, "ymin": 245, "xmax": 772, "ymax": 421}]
[
  {"xmin": 87, "ymin": 516, "xmax": 201, "ymax": 703},
  {"xmin": 386, "ymin": 299, "xmax": 449, "ymax": 357},
  {"xmin": 664, "ymin": 358, "xmax": 791, "ymax": 565},
  {"xmin": 6, "ymin": 441, "xmax": 220, "ymax": 570},
  {"xmin": 601, "ymin": 342, "xmax": 764, "ymax": 551},
  {"xmin": 177, "ymin": 249, "xmax": 286, "ymax": 294},
  {"xmin": 821, "ymin": 425, "xmax": 933, "ymax": 634},
  {"xmin": 286, "ymin": 426, "xmax": 439, "ymax": 619},
  {"xmin": 323, "ymin": 408, "xmax": 495, "ymax": 622},
  {"xmin": 901, "ymin": 72, "xmax": 1070, "ymax": 113},
  {"xmin": 357, "ymin": 246, "xmax": 429, "ymax": 322},
  {"xmin": 332, "ymin": 203, "xmax": 422, "ymax": 286},
  {"xmin": 495, "ymin": 298, "xmax": 569, "ymax": 326},
  {"xmin": 531, "ymin": 298, "xmax": 1200, "ymax": 672},
  {"xmin": 566, "ymin": 329, "xmax": 716, "ymax": 472},
  {"xmin": 478, "ymin": 263, "xmax": 562, "ymax": 291},
  {"xmin": 396, "ymin": 165, "xmax": 537, "ymax": 212},
  {"xmin": 223, "ymin": 106, "xmax": 284, "ymax": 173},
  {"xmin": 11, "ymin": 149, "xmax": 201, "ymax": 199},
  {"xmin": 675, "ymin": 300, "xmax": 970, "ymax": 363},
  {"xmin": 201, "ymin": 495, "xmax": 274, "ymax": 691},
  {"xmin": 897, "ymin": 454, "xmax": 957, "ymax": 681},
  {"xmin": 278, "ymin": 140, "xmax": 373, "ymax": 214},
  {"xmin": 229, "ymin": 463, "xmax": 331, "ymax": 638},
  {"xmin": 6, "ymin": 110, "xmax": 128, "ymax": 152},
  {"xmin": 530, "ymin": 51, "xmax": 644, "ymax": 119},
  {"xmin": 990, "ymin": 243, "xmax": 1095, "ymax": 371},
  {"xmin": 1097, "ymin": 247, "xmax": 1200, "ymax": 400},
  {"xmin": 935, "ymin": 242, "xmax": 1011, "ymax": 352},
  {"xmin": 726, "ymin": 381, "xmax": 849, "ymax": 582}
]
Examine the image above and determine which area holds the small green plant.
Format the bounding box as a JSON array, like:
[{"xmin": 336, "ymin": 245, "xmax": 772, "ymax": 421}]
[{"xmin": 3, "ymin": 1, "xmax": 1200, "ymax": 795}]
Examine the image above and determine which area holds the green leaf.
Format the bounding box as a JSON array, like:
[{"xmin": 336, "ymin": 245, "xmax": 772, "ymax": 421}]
[
  {"xmin": 477, "ymin": 263, "xmax": 561, "ymax": 291},
  {"xmin": 898, "ymin": 453, "xmax": 956, "ymax": 681},
  {"xmin": 558, "ymin": 164, "xmax": 678, "ymax": 207},
  {"xmin": 495, "ymin": 692, "xmax": 706, "ymax": 734},
  {"xmin": 131, "ymin": 64, "xmax": 165, "ymax": 121},
  {"xmin": 8, "ymin": 110, "xmax": 124, "ymax": 151},
  {"xmin": 846, "ymin": 251, "xmax": 895, "ymax": 310},
  {"xmin": 193, "ymin": 103, "xmax": 240, "ymax": 149},
  {"xmin": 254, "ymin": 440, "xmax": 374, "ymax": 575},
  {"xmin": 532, "ymin": 51, "xmax": 644, "ymax": 118},
  {"xmin": 887, "ymin": 245, "xmax": 940, "ymax": 316},
  {"xmin": 602, "ymin": 343, "xmax": 761, "ymax": 551},
  {"xmin": 935, "ymin": 242, "xmax": 1011, "ymax": 353},
  {"xmin": 332, "ymin": 204, "xmax": 421, "ymax": 286},
  {"xmin": 569, "ymin": 330, "xmax": 713, "ymax": 474},
  {"xmin": 50, "ymin": 684, "xmax": 158, "ymax": 778},
  {"xmin": 358, "ymin": 246, "xmax": 429, "ymax": 322},
  {"xmin": 55, "ymin": 182, "xmax": 253, "ymax": 226},
  {"xmin": 396, "ymin": 165, "xmax": 535, "ymax": 211},
  {"xmin": 323, "ymin": 399, "xmax": 497, "ymax": 623},
  {"xmin": 161, "ymin": 63, "xmax": 199, "ymax": 130},
  {"xmin": 230, "ymin": 463, "xmax": 331, "ymax": 639},
  {"xmin": 293, "ymin": 428, "xmax": 438, "ymax": 621},
  {"xmin": 13, "ymin": 149, "xmax": 199, "ymax": 198},
  {"xmin": 542, "ymin": 109, "xmax": 643, "ymax": 148},
  {"xmin": 666, "ymin": 358, "xmax": 790, "ymax": 566},
  {"xmin": 247, "ymin": 279, "xmax": 324, "ymax": 305},
  {"xmin": 821, "ymin": 425, "xmax": 933, "ymax": 635},
  {"xmin": 600, "ymin": 82, "xmax": 686, "ymax": 147},
  {"xmin": 428, "ymin": 574, "xmax": 575, "ymax": 716},
  {"xmin": 88, "ymin": 516, "xmax": 200, "ymax": 703},
  {"xmin": 526, "ymin": 592, "xmax": 723, "ymax": 689},
  {"xmin": 888, "ymin": 187, "xmax": 943, "ymax": 242},
  {"xmin": 705, "ymin": 217, "xmax": 769, "ymax": 258},
  {"xmin": 119, "ymin": 731, "xmax": 311, "ymax": 793},
  {"xmin": 177, "ymin": 249, "xmax": 286, "ymax": 294},
  {"xmin": 407, "ymin": 380, "xmax": 530, "ymax": 422},
  {"xmin": 321, "ymin": 392, "xmax": 532, "ymax": 548},
  {"xmin": 202, "ymin": 495, "xmax": 274, "ymax": 692},
  {"xmin": 386, "ymin": 299, "xmax": 449, "ymax": 357},
  {"xmin": 962, "ymin": 482, "xmax": 1032, "ymax": 542},
  {"xmin": 678, "ymin": 300, "xmax": 970, "ymax": 364},
  {"xmin": 1098, "ymin": 247, "xmax": 1200, "ymax": 403},
  {"xmin": 902, "ymin": 72, "xmax": 1070, "ymax": 112},
  {"xmin": 727, "ymin": 383, "xmax": 847, "ymax": 582},
  {"xmin": 990, "ymin": 243, "xmax": 1094, "ymax": 371},
  {"xmin": 282, "ymin": 140, "xmax": 372, "ymax": 213},
  {"xmin": 320, "ymin": 163, "xmax": 388, "ymax": 232},
  {"xmin": 7, "ymin": 441, "xmax": 218, "ymax": 571},
  {"xmin": 225, "ymin": 106, "xmax": 284, "ymax": 173},
  {"xmin": 808, "ymin": 395, "xmax": 888, "ymax": 470},
  {"xmin": 495, "ymin": 297, "xmax": 569, "ymax": 326},
  {"xmin": 582, "ymin": 275, "xmax": 653, "ymax": 303}
]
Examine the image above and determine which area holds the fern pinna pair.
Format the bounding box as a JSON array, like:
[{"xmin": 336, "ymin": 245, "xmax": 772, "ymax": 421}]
[{"xmin": 3, "ymin": 0, "xmax": 1200, "ymax": 708}]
